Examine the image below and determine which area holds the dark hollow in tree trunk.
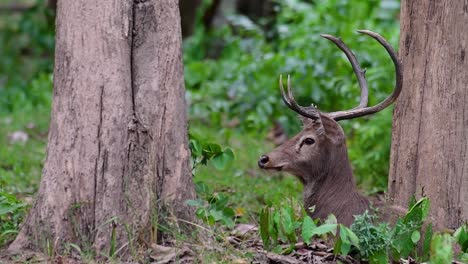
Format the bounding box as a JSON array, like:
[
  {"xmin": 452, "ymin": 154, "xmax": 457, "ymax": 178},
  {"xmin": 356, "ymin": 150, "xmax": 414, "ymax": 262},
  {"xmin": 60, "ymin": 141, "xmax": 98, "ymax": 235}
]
[{"xmin": 9, "ymin": 0, "xmax": 195, "ymax": 257}]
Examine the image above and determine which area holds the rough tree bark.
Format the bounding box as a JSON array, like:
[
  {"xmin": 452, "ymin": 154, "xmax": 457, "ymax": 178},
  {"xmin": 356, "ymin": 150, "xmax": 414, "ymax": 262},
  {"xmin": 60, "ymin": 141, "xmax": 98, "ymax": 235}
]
[
  {"xmin": 389, "ymin": 1, "xmax": 468, "ymax": 229},
  {"xmin": 9, "ymin": 0, "xmax": 195, "ymax": 256}
]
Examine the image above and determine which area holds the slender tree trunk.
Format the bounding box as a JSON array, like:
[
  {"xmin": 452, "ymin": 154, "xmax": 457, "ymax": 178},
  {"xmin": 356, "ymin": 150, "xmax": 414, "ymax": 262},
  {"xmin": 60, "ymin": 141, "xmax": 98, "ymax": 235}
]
[
  {"xmin": 9, "ymin": 0, "xmax": 195, "ymax": 257},
  {"xmin": 389, "ymin": 0, "xmax": 468, "ymax": 229}
]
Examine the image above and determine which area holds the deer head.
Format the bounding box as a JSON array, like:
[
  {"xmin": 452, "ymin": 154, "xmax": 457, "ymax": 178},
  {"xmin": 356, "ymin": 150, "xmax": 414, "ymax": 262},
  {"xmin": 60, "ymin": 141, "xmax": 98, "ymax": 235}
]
[{"xmin": 258, "ymin": 30, "xmax": 402, "ymax": 225}]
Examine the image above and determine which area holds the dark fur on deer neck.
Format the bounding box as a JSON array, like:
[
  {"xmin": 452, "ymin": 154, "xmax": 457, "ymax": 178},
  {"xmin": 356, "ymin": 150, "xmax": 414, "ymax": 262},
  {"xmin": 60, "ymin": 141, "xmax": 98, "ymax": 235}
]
[
  {"xmin": 304, "ymin": 134, "xmax": 369, "ymax": 225},
  {"xmin": 303, "ymin": 115, "xmax": 368, "ymax": 225}
]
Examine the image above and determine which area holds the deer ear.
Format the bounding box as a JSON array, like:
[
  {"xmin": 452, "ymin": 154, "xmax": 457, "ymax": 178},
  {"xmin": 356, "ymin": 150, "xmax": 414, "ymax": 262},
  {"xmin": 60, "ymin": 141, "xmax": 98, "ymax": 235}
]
[{"xmin": 320, "ymin": 115, "xmax": 345, "ymax": 144}]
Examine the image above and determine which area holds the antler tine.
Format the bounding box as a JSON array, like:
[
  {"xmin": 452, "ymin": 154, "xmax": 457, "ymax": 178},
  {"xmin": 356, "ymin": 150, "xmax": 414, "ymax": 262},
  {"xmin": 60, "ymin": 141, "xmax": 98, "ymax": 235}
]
[
  {"xmin": 320, "ymin": 34, "xmax": 368, "ymax": 109},
  {"xmin": 279, "ymin": 75, "xmax": 292, "ymax": 107},
  {"xmin": 327, "ymin": 30, "xmax": 402, "ymax": 121},
  {"xmin": 279, "ymin": 75, "xmax": 320, "ymax": 120}
]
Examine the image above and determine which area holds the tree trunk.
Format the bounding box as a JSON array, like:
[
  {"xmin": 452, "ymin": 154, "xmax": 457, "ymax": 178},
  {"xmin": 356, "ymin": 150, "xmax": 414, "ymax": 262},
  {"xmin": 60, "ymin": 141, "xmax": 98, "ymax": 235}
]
[
  {"xmin": 9, "ymin": 0, "xmax": 195, "ymax": 257},
  {"xmin": 389, "ymin": 0, "xmax": 468, "ymax": 229}
]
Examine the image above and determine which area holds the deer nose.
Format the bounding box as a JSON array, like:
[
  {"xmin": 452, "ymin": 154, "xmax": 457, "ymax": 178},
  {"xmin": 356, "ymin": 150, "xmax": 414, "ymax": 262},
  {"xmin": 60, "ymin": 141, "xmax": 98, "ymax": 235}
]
[{"xmin": 258, "ymin": 155, "xmax": 269, "ymax": 168}]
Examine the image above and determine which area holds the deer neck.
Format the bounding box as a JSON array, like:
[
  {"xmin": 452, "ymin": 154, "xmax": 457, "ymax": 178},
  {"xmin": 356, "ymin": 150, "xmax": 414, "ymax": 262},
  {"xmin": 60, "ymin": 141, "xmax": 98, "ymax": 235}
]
[{"xmin": 302, "ymin": 147, "xmax": 369, "ymax": 225}]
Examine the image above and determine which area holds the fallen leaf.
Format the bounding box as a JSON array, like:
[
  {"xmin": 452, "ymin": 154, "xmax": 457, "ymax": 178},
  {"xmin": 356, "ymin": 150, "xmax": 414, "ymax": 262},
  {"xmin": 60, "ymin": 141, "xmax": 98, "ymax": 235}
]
[
  {"xmin": 150, "ymin": 244, "xmax": 194, "ymax": 264},
  {"xmin": 150, "ymin": 244, "xmax": 177, "ymax": 264},
  {"xmin": 232, "ymin": 224, "xmax": 257, "ymax": 236}
]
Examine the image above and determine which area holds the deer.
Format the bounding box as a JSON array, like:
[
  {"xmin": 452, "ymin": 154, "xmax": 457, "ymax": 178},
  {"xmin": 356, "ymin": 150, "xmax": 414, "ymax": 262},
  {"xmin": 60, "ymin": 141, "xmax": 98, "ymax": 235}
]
[{"xmin": 258, "ymin": 30, "xmax": 402, "ymax": 226}]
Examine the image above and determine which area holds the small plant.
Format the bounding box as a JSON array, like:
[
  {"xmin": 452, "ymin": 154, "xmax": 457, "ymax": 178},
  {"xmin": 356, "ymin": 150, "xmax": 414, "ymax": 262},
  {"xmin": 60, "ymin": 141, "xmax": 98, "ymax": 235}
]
[
  {"xmin": 390, "ymin": 197, "xmax": 431, "ymax": 260},
  {"xmin": 347, "ymin": 197, "xmax": 431, "ymax": 263},
  {"xmin": 259, "ymin": 201, "xmax": 340, "ymax": 253},
  {"xmin": 189, "ymin": 133, "xmax": 234, "ymax": 171},
  {"xmin": 186, "ymin": 182, "xmax": 236, "ymax": 228},
  {"xmin": 430, "ymin": 233, "xmax": 453, "ymax": 264},
  {"xmin": 0, "ymin": 192, "xmax": 27, "ymax": 246},
  {"xmin": 334, "ymin": 224, "xmax": 361, "ymax": 256},
  {"xmin": 349, "ymin": 210, "xmax": 391, "ymax": 262},
  {"xmin": 454, "ymin": 224, "xmax": 468, "ymax": 262},
  {"xmin": 257, "ymin": 197, "xmax": 447, "ymax": 263}
]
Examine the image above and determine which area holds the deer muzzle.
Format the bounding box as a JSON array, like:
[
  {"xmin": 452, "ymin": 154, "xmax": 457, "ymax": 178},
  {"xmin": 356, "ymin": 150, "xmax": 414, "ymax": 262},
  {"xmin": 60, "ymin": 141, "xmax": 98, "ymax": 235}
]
[{"xmin": 257, "ymin": 155, "xmax": 269, "ymax": 169}]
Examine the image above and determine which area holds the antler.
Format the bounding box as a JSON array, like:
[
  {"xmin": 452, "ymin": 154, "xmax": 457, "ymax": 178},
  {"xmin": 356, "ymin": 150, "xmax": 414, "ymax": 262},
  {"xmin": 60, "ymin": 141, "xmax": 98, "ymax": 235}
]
[
  {"xmin": 320, "ymin": 33, "xmax": 368, "ymax": 109},
  {"xmin": 280, "ymin": 30, "xmax": 402, "ymax": 121},
  {"xmin": 280, "ymin": 75, "xmax": 320, "ymax": 120}
]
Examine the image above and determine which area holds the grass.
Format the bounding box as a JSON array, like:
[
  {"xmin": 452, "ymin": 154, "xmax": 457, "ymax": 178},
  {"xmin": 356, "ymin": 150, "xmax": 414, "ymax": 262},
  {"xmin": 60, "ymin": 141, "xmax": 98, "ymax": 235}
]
[
  {"xmin": 0, "ymin": 105, "xmax": 49, "ymax": 195},
  {"xmin": 191, "ymin": 124, "xmax": 303, "ymax": 216}
]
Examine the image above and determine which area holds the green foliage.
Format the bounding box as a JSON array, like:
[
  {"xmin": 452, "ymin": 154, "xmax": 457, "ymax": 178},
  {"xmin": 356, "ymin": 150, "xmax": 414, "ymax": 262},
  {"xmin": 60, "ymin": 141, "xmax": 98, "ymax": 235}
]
[
  {"xmin": 256, "ymin": 197, "xmax": 465, "ymax": 263},
  {"xmin": 260, "ymin": 198, "xmax": 437, "ymax": 261},
  {"xmin": 347, "ymin": 198, "xmax": 431, "ymax": 262},
  {"xmin": 186, "ymin": 182, "xmax": 236, "ymax": 228},
  {"xmin": 390, "ymin": 198, "xmax": 430, "ymax": 259},
  {"xmin": 0, "ymin": 73, "xmax": 52, "ymax": 195},
  {"xmin": 454, "ymin": 224, "xmax": 468, "ymax": 253},
  {"xmin": 0, "ymin": 0, "xmax": 55, "ymax": 114},
  {"xmin": 258, "ymin": 200, "xmax": 339, "ymax": 252},
  {"xmin": 0, "ymin": 192, "xmax": 27, "ymax": 246},
  {"xmin": 430, "ymin": 233, "xmax": 453, "ymax": 264},
  {"xmin": 334, "ymin": 224, "xmax": 360, "ymax": 256},
  {"xmin": 350, "ymin": 210, "xmax": 391, "ymax": 262},
  {"xmin": 0, "ymin": 1, "xmax": 54, "ymax": 195},
  {"xmin": 454, "ymin": 224, "xmax": 468, "ymax": 262},
  {"xmin": 301, "ymin": 215, "xmax": 316, "ymax": 245}
]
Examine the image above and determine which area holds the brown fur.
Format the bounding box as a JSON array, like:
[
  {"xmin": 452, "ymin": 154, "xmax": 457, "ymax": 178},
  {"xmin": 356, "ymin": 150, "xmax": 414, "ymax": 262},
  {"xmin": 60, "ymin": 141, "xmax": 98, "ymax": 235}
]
[{"xmin": 259, "ymin": 114, "xmax": 369, "ymax": 226}]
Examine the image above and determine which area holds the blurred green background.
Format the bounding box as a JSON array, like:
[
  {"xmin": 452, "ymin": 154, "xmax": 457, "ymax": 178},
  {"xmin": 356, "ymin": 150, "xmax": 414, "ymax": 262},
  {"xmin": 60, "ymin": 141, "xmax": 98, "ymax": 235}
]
[{"xmin": 0, "ymin": 0, "xmax": 400, "ymax": 246}]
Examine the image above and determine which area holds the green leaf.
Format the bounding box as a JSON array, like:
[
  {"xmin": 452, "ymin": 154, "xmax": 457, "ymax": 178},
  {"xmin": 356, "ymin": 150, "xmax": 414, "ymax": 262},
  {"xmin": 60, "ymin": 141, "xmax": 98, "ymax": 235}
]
[
  {"xmin": 189, "ymin": 139, "xmax": 202, "ymax": 157},
  {"xmin": 270, "ymin": 211, "xmax": 280, "ymax": 242},
  {"xmin": 458, "ymin": 252, "xmax": 468, "ymax": 263},
  {"xmin": 213, "ymin": 193, "xmax": 229, "ymax": 208},
  {"xmin": 368, "ymin": 250, "xmax": 389, "ymax": 264},
  {"xmin": 404, "ymin": 197, "xmax": 430, "ymax": 223},
  {"xmin": 430, "ymin": 233, "xmax": 453, "ymax": 264},
  {"xmin": 210, "ymin": 209, "xmax": 224, "ymax": 221},
  {"xmin": 222, "ymin": 207, "xmax": 235, "ymax": 218},
  {"xmin": 194, "ymin": 182, "xmax": 210, "ymax": 196},
  {"xmin": 454, "ymin": 224, "xmax": 468, "ymax": 252},
  {"xmin": 222, "ymin": 216, "xmax": 235, "ymax": 228},
  {"xmin": 202, "ymin": 143, "xmax": 222, "ymax": 160},
  {"xmin": 301, "ymin": 215, "xmax": 316, "ymax": 245},
  {"xmin": 280, "ymin": 207, "xmax": 296, "ymax": 242},
  {"xmin": 422, "ymin": 223, "xmax": 433, "ymax": 260},
  {"xmin": 0, "ymin": 203, "xmax": 25, "ymax": 215},
  {"xmin": 342, "ymin": 225, "xmax": 360, "ymax": 248},
  {"xmin": 333, "ymin": 236, "xmax": 343, "ymax": 256},
  {"xmin": 211, "ymin": 148, "xmax": 234, "ymax": 170},
  {"xmin": 312, "ymin": 223, "xmax": 337, "ymax": 236},
  {"xmin": 260, "ymin": 207, "xmax": 270, "ymax": 249},
  {"xmin": 411, "ymin": 230, "xmax": 421, "ymax": 243},
  {"xmin": 340, "ymin": 229, "xmax": 351, "ymax": 256},
  {"xmin": 337, "ymin": 225, "xmax": 359, "ymax": 256},
  {"xmin": 207, "ymin": 215, "xmax": 216, "ymax": 225},
  {"xmin": 325, "ymin": 214, "xmax": 338, "ymax": 236}
]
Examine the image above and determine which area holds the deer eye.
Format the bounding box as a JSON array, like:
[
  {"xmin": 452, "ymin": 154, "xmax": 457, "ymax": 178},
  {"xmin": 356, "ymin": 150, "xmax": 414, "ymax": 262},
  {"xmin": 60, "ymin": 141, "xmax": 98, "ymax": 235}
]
[{"xmin": 303, "ymin": 138, "xmax": 315, "ymax": 145}]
